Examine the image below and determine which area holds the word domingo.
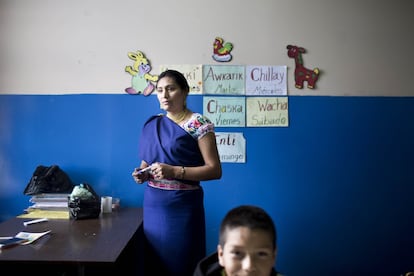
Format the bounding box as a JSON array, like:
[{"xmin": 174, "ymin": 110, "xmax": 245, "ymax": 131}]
[{"xmin": 220, "ymin": 153, "xmax": 244, "ymax": 162}]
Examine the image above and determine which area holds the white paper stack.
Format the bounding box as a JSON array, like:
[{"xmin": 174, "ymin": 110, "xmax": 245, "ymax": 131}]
[{"xmin": 27, "ymin": 193, "xmax": 70, "ymax": 211}]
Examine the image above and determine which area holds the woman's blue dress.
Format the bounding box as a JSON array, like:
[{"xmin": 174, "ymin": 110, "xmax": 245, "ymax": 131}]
[{"xmin": 139, "ymin": 114, "xmax": 213, "ymax": 275}]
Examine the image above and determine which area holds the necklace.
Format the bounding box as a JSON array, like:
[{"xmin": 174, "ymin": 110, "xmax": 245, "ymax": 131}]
[{"xmin": 167, "ymin": 108, "xmax": 188, "ymax": 124}]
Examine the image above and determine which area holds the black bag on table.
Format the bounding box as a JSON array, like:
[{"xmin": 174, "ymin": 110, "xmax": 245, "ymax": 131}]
[
  {"xmin": 23, "ymin": 165, "xmax": 74, "ymax": 195},
  {"xmin": 68, "ymin": 183, "xmax": 101, "ymax": 220}
]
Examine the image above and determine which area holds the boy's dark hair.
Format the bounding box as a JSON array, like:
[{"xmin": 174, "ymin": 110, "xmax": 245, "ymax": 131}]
[
  {"xmin": 157, "ymin": 69, "xmax": 190, "ymax": 92},
  {"xmin": 219, "ymin": 205, "xmax": 277, "ymax": 250}
]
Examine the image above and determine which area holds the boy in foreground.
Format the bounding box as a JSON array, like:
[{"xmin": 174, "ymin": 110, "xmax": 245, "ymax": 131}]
[{"xmin": 194, "ymin": 205, "xmax": 283, "ymax": 276}]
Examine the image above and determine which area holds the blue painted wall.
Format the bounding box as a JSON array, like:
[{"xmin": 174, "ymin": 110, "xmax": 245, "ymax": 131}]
[{"xmin": 1, "ymin": 94, "xmax": 413, "ymax": 275}]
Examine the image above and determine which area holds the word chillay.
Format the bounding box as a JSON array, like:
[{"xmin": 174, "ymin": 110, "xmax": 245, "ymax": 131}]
[{"xmin": 249, "ymin": 67, "xmax": 285, "ymax": 83}]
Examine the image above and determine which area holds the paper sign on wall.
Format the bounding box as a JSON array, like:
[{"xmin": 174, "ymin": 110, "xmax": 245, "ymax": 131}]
[
  {"xmin": 246, "ymin": 97, "xmax": 289, "ymax": 127},
  {"xmin": 160, "ymin": 64, "xmax": 203, "ymax": 94},
  {"xmin": 245, "ymin": 65, "xmax": 287, "ymax": 96},
  {"xmin": 215, "ymin": 132, "xmax": 246, "ymax": 163},
  {"xmin": 203, "ymin": 65, "xmax": 245, "ymax": 95},
  {"xmin": 203, "ymin": 96, "xmax": 245, "ymax": 127}
]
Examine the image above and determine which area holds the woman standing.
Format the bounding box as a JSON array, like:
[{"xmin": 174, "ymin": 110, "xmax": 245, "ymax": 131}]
[{"xmin": 132, "ymin": 69, "xmax": 222, "ymax": 275}]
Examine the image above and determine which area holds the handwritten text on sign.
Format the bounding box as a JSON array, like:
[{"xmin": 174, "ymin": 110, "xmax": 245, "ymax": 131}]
[
  {"xmin": 203, "ymin": 96, "xmax": 245, "ymax": 127},
  {"xmin": 160, "ymin": 64, "xmax": 203, "ymax": 94},
  {"xmin": 215, "ymin": 132, "xmax": 246, "ymax": 163},
  {"xmin": 246, "ymin": 97, "xmax": 289, "ymax": 127},
  {"xmin": 203, "ymin": 65, "xmax": 245, "ymax": 95},
  {"xmin": 245, "ymin": 65, "xmax": 287, "ymax": 96}
]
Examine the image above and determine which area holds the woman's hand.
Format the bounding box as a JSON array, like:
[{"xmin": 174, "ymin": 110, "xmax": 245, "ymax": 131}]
[
  {"xmin": 131, "ymin": 167, "xmax": 150, "ymax": 184},
  {"xmin": 150, "ymin": 162, "xmax": 179, "ymax": 180},
  {"xmin": 150, "ymin": 162, "xmax": 166, "ymax": 179},
  {"xmin": 133, "ymin": 162, "xmax": 183, "ymax": 181}
]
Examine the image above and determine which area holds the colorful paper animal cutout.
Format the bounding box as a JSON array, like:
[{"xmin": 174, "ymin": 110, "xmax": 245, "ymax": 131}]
[
  {"xmin": 212, "ymin": 37, "xmax": 233, "ymax": 62},
  {"xmin": 125, "ymin": 51, "xmax": 158, "ymax": 95},
  {"xmin": 287, "ymin": 45, "xmax": 320, "ymax": 89}
]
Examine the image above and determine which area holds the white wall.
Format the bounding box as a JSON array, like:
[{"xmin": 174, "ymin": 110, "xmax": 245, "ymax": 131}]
[{"xmin": 0, "ymin": 0, "xmax": 413, "ymax": 96}]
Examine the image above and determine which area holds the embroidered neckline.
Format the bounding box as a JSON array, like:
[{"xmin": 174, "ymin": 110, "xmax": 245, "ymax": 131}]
[{"xmin": 167, "ymin": 108, "xmax": 188, "ymax": 124}]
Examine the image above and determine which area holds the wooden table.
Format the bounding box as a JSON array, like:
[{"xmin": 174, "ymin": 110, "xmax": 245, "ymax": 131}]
[{"xmin": 0, "ymin": 207, "xmax": 143, "ymax": 275}]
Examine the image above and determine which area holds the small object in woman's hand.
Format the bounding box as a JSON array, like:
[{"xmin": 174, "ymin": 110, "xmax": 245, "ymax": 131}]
[{"xmin": 137, "ymin": 166, "xmax": 153, "ymax": 174}]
